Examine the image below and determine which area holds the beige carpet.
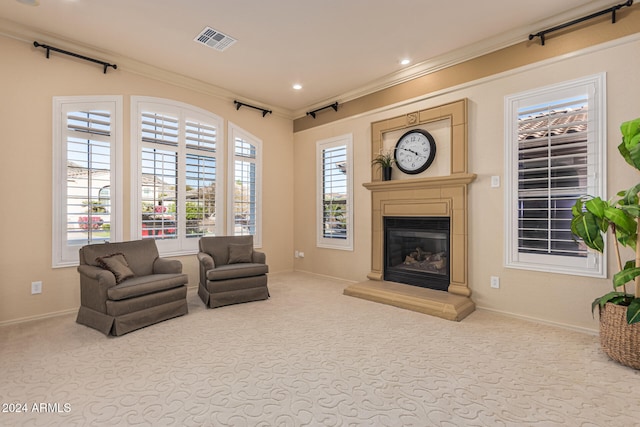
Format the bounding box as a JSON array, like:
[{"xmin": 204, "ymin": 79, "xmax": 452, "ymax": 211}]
[{"xmin": 1, "ymin": 272, "xmax": 638, "ymax": 426}]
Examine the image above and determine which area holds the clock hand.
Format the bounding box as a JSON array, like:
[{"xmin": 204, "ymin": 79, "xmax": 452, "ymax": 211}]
[{"xmin": 400, "ymin": 147, "xmax": 420, "ymax": 156}]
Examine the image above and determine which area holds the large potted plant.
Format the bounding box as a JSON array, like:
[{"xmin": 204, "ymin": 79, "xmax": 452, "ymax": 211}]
[
  {"xmin": 371, "ymin": 148, "xmax": 395, "ymax": 181},
  {"xmin": 571, "ymin": 117, "xmax": 640, "ymax": 369}
]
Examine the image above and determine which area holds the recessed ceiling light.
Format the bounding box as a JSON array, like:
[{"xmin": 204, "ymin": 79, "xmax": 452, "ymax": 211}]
[
  {"xmin": 292, "ymin": 84, "xmax": 302, "ymax": 90},
  {"xmin": 16, "ymin": 0, "xmax": 40, "ymax": 5},
  {"xmin": 400, "ymin": 58, "xmax": 411, "ymax": 66}
]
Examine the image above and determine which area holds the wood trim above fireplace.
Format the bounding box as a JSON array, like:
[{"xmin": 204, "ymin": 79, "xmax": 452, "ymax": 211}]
[{"xmin": 370, "ymin": 99, "xmax": 469, "ymax": 182}]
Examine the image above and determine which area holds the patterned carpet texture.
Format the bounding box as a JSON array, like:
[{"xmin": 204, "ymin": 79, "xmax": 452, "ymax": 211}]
[{"xmin": 1, "ymin": 272, "xmax": 639, "ymax": 426}]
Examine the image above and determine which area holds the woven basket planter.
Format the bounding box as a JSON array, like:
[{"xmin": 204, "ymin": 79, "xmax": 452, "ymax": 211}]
[{"xmin": 599, "ymin": 302, "xmax": 640, "ymax": 370}]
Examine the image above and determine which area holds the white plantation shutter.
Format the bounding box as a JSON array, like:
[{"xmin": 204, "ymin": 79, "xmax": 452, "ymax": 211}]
[
  {"xmin": 67, "ymin": 111, "xmax": 111, "ymax": 135},
  {"xmin": 66, "ymin": 112, "xmax": 112, "ymax": 242},
  {"xmin": 186, "ymin": 120, "xmax": 217, "ymax": 151},
  {"xmin": 517, "ymin": 99, "xmax": 589, "ymax": 257},
  {"xmin": 141, "ymin": 112, "xmax": 179, "ymax": 146},
  {"xmin": 317, "ymin": 134, "xmax": 353, "ymax": 250},
  {"xmin": 140, "ymin": 112, "xmax": 179, "ymax": 240},
  {"xmin": 505, "ymin": 75, "xmax": 606, "ymax": 277},
  {"xmin": 140, "ymin": 147, "xmax": 178, "ymax": 239},
  {"xmin": 228, "ymin": 123, "xmax": 262, "ymax": 246},
  {"xmin": 322, "ymin": 145, "xmax": 348, "ymax": 239},
  {"xmin": 185, "ymin": 120, "xmax": 217, "ymax": 239},
  {"xmin": 53, "ymin": 96, "xmax": 122, "ymax": 267},
  {"xmin": 132, "ymin": 98, "xmax": 223, "ymax": 255}
]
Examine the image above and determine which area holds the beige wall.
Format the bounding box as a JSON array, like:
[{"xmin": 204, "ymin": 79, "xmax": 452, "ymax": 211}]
[
  {"xmin": 0, "ymin": 35, "xmax": 294, "ymax": 325},
  {"xmin": 293, "ymin": 33, "xmax": 640, "ymax": 332}
]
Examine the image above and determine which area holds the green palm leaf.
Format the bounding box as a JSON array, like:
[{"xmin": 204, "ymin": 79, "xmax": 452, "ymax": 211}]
[
  {"xmin": 592, "ymin": 292, "xmax": 628, "ymax": 315},
  {"xmin": 618, "ymin": 183, "xmax": 640, "ymax": 206},
  {"xmin": 627, "ymin": 299, "xmax": 640, "ymax": 324},
  {"xmin": 604, "ymin": 206, "xmax": 636, "ymax": 235},
  {"xmin": 571, "ymin": 210, "xmax": 604, "ymax": 252},
  {"xmin": 613, "ymin": 267, "xmax": 640, "ymax": 288},
  {"xmin": 621, "ymin": 117, "xmax": 640, "ymax": 148}
]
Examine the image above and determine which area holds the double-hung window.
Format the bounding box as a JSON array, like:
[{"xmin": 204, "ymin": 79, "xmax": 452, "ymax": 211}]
[
  {"xmin": 228, "ymin": 123, "xmax": 262, "ymax": 247},
  {"xmin": 52, "ymin": 96, "xmax": 123, "ymax": 267},
  {"xmin": 504, "ymin": 74, "xmax": 606, "ymax": 277},
  {"xmin": 131, "ymin": 97, "xmax": 222, "ymax": 255},
  {"xmin": 316, "ymin": 134, "xmax": 353, "ymax": 250}
]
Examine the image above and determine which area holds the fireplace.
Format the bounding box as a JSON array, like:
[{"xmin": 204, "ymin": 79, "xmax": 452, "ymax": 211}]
[
  {"xmin": 344, "ymin": 100, "xmax": 476, "ymax": 321},
  {"xmin": 384, "ymin": 217, "xmax": 450, "ymax": 291}
]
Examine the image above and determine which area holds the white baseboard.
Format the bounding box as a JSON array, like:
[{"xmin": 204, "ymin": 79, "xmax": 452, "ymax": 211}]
[
  {"xmin": 0, "ymin": 307, "xmax": 77, "ymax": 328},
  {"xmin": 290, "ymin": 268, "xmax": 359, "ymax": 284},
  {"xmin": 475, "ymin": 305, "xmax": 598, "ymax": 336}
]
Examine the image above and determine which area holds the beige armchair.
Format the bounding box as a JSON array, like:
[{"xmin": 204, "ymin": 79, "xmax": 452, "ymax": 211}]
[
  {"xmin": 76, "ymin": 239, "xmax": 188, "ymax": 336},
  {"xmin": 197, "ymin": 235, "xmax": 269, "ymax": 308}
]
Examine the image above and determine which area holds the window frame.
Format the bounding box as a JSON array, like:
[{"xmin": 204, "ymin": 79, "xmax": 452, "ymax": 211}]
[
  {"xmin": 130, "ymin": 96, "xmax": 225, "ymax": 256},
  {"xmin": 52, "ymin": 96, "xmax": 123, "ymax": 267},
  {"xmin": 316, "ymin": 134, "xmax": 354, "ymax": 251},
  {"xmin": 227, "ymin": 122, "xmax": 263, "ymax": 247},
  {"xmin": 504, "ymin": 73, "xmax": 606, "ymax": 277}
]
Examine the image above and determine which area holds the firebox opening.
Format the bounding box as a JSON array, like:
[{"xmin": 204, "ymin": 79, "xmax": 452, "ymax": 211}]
[{"xmin": 384, "ymin": 216, "xmax": 450, "ymax": 291}]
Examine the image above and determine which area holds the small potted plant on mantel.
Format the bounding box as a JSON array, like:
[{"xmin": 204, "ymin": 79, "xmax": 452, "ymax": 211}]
[
  {"xmin": 571, "ymin": 117, "xmax": 640, "ymax": 370},
  {"xmin": 371, "ymin": 148, "xmax": 395, "ymax": 181}
]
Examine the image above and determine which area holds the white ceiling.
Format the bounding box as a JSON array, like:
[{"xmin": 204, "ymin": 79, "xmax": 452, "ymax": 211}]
[{"xmin": 0, "ymin": 0, "xmax": 620, "ymax": 117}]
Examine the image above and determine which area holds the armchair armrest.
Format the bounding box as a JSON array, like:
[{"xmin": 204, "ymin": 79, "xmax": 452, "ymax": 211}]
[
  {"xmin": 197, "ymin": 252, "xmax": 215, "ymax": 269},
  {"xmin": 197, "ymin": 252, "xmax": 214, "ymax": 287},
  {"xmin": 252, "ymin": 250, "xmax": 266, "ymax": 264},
  {"xmin": 78, "ymin": 265, "xmax": 117, "ymax": 288},
  {"xmin": 153, "ymin": 257, "xmax": 183, "ymax": 274},
  {"xmin": 77, "ymin": 265, "xmax": 117, "ymax": 313}
]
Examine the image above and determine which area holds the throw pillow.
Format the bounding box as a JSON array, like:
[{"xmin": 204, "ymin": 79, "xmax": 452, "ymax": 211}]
[
  {"xmin": 96, "ymin": 253, "xmax": 135, "ymax": 284},
  {"xmin": 228, "ymin": 243, "xmax": 253, "ymax": 264}
]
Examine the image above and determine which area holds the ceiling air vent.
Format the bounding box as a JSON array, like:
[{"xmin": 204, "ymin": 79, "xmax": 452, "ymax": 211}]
[{"xmin": 194, "ymin": 26, "xmax": 237, "ymax": 52}]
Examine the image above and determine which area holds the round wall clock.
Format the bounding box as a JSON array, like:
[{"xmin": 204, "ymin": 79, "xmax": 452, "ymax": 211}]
[{"xmin": 394, "ymin": 129, "xmax": 436, "ymax": 174}]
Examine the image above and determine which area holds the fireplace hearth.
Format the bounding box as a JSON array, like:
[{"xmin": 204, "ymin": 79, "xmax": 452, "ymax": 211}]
[{"xmin": 384, "ymin": 217, "xmax": 450, "ymax": 291}]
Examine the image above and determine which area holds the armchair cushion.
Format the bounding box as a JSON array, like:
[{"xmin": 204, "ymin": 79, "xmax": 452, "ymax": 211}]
[
  {"xmin": 206, "ymin": 263, "xmax": 268, "ymax": 281},
  {"xmin": 107, "ymin": 274, "xmax": 187, "ymax": 301},
  {"xmin": 96, "ymin": 253, "xmax": 135, "ymax": 284},
  {"xmin": 228, "ymin": 243, "xmax": 253, "ymax": 264}
]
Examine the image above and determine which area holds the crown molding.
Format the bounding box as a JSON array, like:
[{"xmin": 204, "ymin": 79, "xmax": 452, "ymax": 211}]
[{"xmin": 0, "ymin": 17, "xmax": 294, "ymax": 119}]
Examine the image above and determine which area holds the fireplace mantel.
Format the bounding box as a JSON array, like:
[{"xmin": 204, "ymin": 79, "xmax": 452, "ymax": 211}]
[{"xmin": 363, "ymin": 173, "xmax": 476, "ymax": 191}]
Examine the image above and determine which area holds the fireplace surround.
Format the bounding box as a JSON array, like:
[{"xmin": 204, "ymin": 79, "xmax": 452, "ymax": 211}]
[{"xmin": 364, "ymin": 174, "xmax": 475, "ymax": 298}]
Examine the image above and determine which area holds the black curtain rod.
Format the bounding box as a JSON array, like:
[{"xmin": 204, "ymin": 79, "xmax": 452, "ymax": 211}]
[
  {"xmin": 33, "ymin": 41, "xmax": 117, "ymax": 74},
  {"xmin": 306, "ymin": 102, "xmax": 339, "ymax": 119},
  {"xmin": 234, "ymin": 100, "xmax": 272, "ymax": 117},
  {"xmin": 529, "ymin": 0, "xmax": 633, "ymax": 45}
]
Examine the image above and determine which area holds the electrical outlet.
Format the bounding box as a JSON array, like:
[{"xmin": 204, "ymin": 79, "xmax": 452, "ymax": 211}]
[
  {"xmin": 490, "ymin": 276, "xmax": 500, "ymax": 289},
  {"xmin": 294, "ymin": 250, "xmax": 300, "ymax": 258},
  {"xmin": 31, "ymin": 281, "xmax": 42, "ymax": 294},
  {"xmin": 298, "ymin": 252, "xmax": 305, "ymax": 258},
  {"xmin": 491, "ymin": 176, "xmax": 500, "ymax": 188}
]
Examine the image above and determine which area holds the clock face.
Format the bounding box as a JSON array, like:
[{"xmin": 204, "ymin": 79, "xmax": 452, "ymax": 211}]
[{"xmin": 394, "ymin": 129, "xmax": 436, "ymax": 174}]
